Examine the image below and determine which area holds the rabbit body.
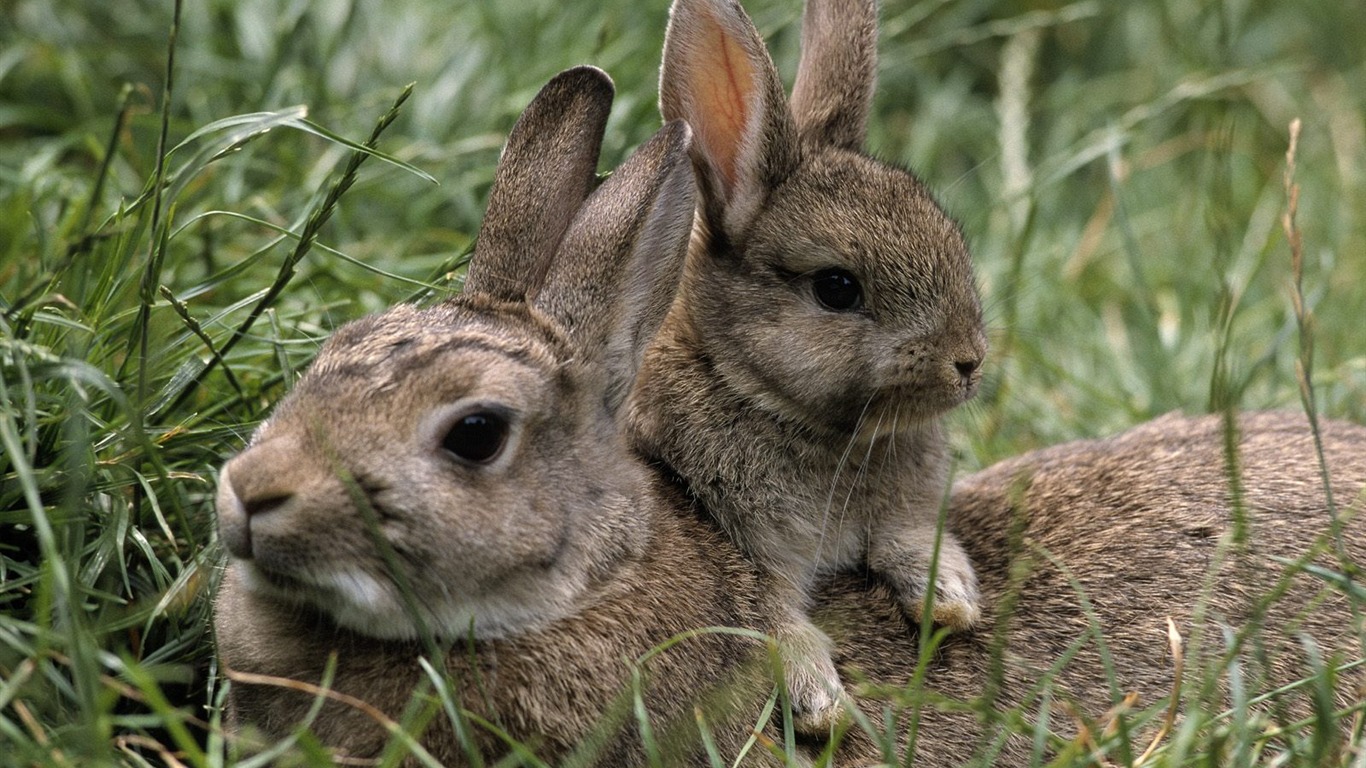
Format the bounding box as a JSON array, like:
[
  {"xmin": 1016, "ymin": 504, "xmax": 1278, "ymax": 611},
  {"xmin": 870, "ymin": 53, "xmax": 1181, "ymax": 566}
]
[
  {"xmin": 627, "ymin": 0, "xmax": 986, "ymax": 727},
  {"xmin": 826, "ymin": 409, "xmax": 1366, "ymax": 764}
]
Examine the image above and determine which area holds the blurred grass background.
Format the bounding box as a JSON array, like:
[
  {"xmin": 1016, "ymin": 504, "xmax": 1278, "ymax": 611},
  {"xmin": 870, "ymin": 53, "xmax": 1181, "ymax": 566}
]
[{"xmin": 1, "ymin": 0, "xmax": 1363, "ymax": 763}]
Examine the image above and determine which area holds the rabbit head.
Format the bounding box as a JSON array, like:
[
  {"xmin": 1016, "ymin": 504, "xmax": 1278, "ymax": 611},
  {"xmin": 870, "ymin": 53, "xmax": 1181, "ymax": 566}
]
[
  {"xmin": 215, "ymin": 66, "xmax": 696, "ymax": 643},
  {"xmin": 652, "ymin": 0, "xmax": 985, "ymax": 437}
]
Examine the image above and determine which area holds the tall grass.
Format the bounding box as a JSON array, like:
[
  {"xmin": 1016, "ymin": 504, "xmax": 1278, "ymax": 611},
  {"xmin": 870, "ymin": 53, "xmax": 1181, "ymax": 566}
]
[{"xmin": 1, "ymin": 0, "xmax": 1363, "ymax": 764}]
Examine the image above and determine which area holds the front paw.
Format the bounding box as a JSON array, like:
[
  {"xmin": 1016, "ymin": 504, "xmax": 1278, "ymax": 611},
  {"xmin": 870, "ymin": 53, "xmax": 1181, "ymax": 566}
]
[
  {"xmin": 922, "ymin": 561, "xmax": 981, "ymax": 630},
  {"xmin": 898, "ymin": 540, "xmax": 981, "ymax": 631},
  {"xmin": 776, "ymin": 622, "xmax": 845, "ymax": 734}
]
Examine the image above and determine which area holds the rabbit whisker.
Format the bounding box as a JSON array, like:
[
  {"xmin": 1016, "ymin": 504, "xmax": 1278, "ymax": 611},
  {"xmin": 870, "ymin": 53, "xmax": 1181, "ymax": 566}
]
[
  {"xmin": 816, "ymin": 392, "xmax": 878, "ymax": 563},
  {"xmin": 844, "ymin": 402, "xmax": 884, "ymax": 523},
  {"xmin": 880, "ymin": 401, "xmax": 902, "ymax": 471}
]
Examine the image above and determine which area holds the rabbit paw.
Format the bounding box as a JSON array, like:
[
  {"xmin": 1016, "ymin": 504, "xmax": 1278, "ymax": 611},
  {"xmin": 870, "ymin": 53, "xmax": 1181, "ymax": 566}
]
[
  {"xmin": 920, "ymin": 558, "xmax": 981, "ymax": 631},
  {"xmin": 887, "ymin": 536, "xmax": 982, "ymax": 631},
  {"xmin": 776, "ymin": 621, "xmax": 845, "ymax": 734},
  {"xmin": 788, "ymin": 661, "xmax": 844, "ymax": 734}
]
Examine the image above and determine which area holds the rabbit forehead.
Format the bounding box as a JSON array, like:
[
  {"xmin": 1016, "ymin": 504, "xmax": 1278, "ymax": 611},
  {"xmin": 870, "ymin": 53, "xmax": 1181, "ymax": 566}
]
[
  {"xmin": 276, "ymin": 304, "xmax": 574, "ymax": 431},
  {"xmin": 313, "ymin": 302, "xmax": 568, "ymax": 373},
  {"xmin": 747, "ymin": 153, "xmax": 979, "ymax": 318},
  {"xmin": 763, "ymin": 152, "xmax": 969, "ymax": 264}
]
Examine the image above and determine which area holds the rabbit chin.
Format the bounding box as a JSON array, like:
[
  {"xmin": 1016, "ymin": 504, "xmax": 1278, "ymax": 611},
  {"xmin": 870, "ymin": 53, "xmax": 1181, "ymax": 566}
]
[
  {"xmin": 850, "ymin": 408, "xmax": 932, "ymax": 444},
  {"xmin": 232, "ymin": 560, "xmax": 577, "ymax": 642},
  {"xmin": 722, "ymin": 363, "xmax": 969, "ymax": 439}
]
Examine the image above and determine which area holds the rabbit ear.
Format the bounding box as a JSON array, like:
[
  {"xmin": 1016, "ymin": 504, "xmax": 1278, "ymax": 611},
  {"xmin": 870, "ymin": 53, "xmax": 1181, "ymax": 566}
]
[
  {"xmin": 465, "ymin": 66, "xmax": 614, "ymax": 302},
  {"xmin": 659, "ymin": 0, "xmax": 800, "ymax": 245},
  {"xmin": 789, "ymin": 0, "xmax": 877, "ymax": 150},
  {"xmin": 532, "ymin": 120, "xmax": 696, "ymax": 409}
]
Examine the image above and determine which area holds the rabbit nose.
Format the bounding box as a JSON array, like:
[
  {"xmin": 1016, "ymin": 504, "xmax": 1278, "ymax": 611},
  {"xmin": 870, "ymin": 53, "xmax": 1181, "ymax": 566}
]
[
  {"xmin": 217, "ymin": 439, "xmax": 303, "ymax": 559},
  {"xmin": 217, "ymin": 465, "xmax": 255, "ymax": 559},
  {"xmin": 954, "ymin": 357, "xmax": 981, "ymax": 380},
  {"xmin": 228, "ymin": 486, "xmax": 294, "ymax": 559},
  {"xmin": 242, "ymin": 493, "xmax": 291, "ymax": 519}
]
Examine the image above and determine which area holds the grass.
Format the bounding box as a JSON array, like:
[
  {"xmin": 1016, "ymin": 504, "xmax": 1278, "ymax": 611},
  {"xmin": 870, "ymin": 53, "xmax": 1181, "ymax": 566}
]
[{"xmin": 1, "ymin": 0, "xmax": 1363, "ymax": 764}]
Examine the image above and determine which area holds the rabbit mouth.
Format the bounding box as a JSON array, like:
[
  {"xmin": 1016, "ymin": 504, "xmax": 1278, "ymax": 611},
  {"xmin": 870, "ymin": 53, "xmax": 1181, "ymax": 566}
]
[
  {"xmin": 877, "ymin": 384, "xmax": 970, "ymax": 417},
  {"xmin": 238, "ymin": 561, "xmax": 438, "ymax": 639},
  {"xmin": 239, "ymin": 561, "xmax": 323, "ymax": 604},
  {"xmin": 243, "ymin": 562, "xmax": 385, "ymax": 613}
]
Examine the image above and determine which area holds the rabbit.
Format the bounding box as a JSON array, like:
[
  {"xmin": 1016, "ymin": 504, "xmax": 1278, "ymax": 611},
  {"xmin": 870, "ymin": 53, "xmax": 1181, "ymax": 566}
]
[
  {"xmin": 214, "ymin": 66, "xmax": 780, "ymax": 765},
  {"xmin": 625, "ymin": 0, "xmax": 987, "ymax": 730}
]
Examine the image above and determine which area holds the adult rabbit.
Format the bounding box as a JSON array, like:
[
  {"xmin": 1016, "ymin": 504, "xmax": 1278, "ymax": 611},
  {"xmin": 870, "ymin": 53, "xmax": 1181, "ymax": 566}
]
[{"xmin": 215, "ymin": 66, "xmax": 776, "ymax": 765}]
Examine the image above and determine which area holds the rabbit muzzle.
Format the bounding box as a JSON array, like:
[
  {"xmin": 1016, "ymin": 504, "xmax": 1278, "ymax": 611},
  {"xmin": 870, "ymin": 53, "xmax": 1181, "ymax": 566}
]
[{"xmin": 878, "ymin": 331, "xmax": 985, "ymax": 412}]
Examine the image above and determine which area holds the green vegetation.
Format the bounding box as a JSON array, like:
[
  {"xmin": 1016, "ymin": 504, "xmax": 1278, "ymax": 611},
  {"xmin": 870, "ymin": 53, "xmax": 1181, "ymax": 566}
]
[{"xmin": 1, "ymin": 0, "xmax": 1362, "ymax": 764}]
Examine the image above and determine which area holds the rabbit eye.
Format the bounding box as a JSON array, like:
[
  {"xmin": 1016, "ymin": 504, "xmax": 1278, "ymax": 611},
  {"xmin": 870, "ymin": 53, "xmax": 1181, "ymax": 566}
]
[
  {"xmin": 811, "ymin": 268, "xmax": 863, "ymax": 311},
  {"xmin": 442, "ymin": 412, "xmax": 510, "ymax": 464}
]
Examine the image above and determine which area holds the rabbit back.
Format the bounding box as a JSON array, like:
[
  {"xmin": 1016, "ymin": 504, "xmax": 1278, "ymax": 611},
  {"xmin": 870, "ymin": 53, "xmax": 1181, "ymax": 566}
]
[{"xmin": 817, "ymin": 409, "xmax": 1366, "ymax": 764}]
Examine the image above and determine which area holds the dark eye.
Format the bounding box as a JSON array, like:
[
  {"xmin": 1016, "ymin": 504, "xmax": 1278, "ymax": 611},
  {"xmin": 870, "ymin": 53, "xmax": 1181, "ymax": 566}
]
[
  {"xmin": 811, "ymin": 268, "xmax": 863, "ymax": 311},
  {"xmin": 442, "ymin": 412, "xmax": 510, "ymax": 464}
]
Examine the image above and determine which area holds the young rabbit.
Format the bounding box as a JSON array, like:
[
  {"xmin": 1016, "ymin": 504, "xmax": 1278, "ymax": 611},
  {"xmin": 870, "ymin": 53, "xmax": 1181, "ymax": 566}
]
[
  {"xmin": 215, "ymin": 66, "xmax": 777, "ymax": 764},
  {"xmin": 626, "ymin": 0, "xmax": 986, "ymax": 729}
]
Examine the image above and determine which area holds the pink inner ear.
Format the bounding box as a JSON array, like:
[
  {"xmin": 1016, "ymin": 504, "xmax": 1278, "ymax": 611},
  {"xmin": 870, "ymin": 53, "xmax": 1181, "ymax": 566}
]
[{"xmin": 685, "ymin": 5, "xmax": 756, "ymax": 193}]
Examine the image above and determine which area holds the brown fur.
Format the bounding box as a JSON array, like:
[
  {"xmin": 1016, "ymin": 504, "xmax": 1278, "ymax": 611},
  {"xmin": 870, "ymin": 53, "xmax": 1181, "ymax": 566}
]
[
  {"xmin": 213, "ymin": 66, "xmax": 771, "ymax": 764},
  {"xmin": 217, "ymin": 477, "xmax": 775, "ymax": 766},
  {"xmin": 825, "ymin": 410, "xmax": 1366, "ymax": 764},
  {"xmin": 219, "ymin": 408, "xmax": 1366, "ymax": 765}
]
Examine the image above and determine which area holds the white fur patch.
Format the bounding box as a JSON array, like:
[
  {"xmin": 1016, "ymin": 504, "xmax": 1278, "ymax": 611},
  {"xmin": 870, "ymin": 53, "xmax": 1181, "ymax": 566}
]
[
  {"xmin": 327, "ymin": 568, "xmax": 392, "ymax": 613},
  {"xmin": 238, "ymin": 561, "xmax": 582, "ymax": 642}
]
